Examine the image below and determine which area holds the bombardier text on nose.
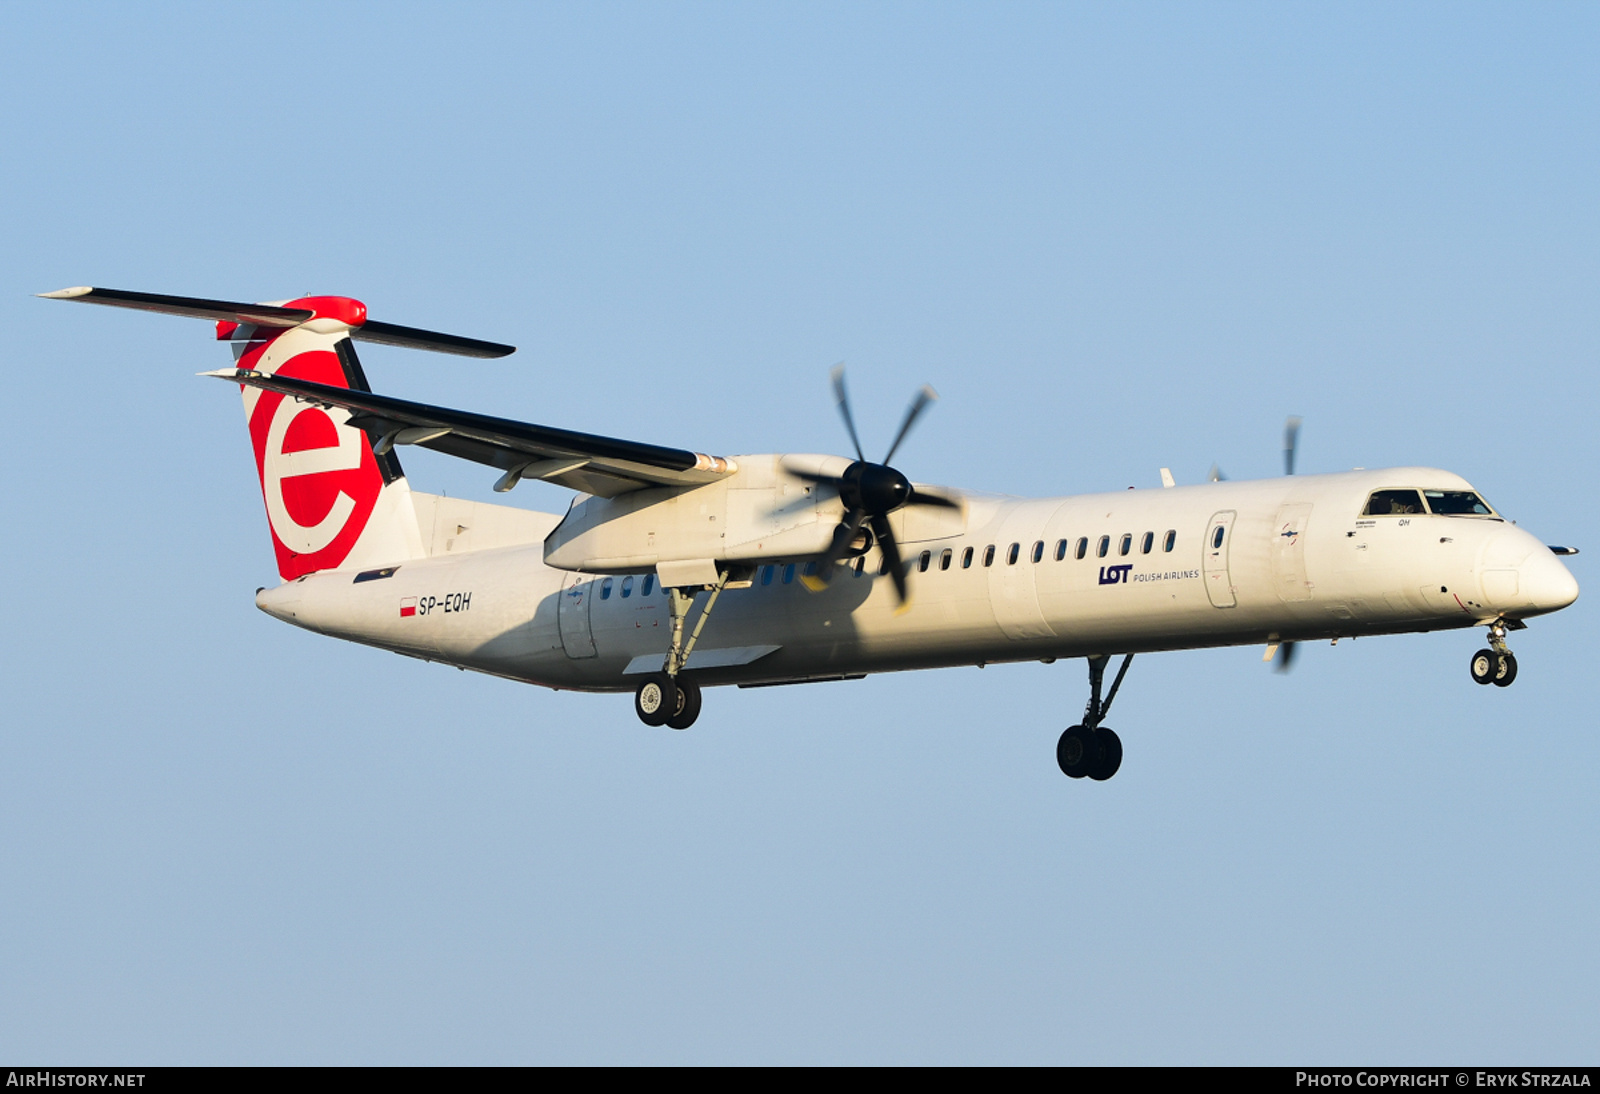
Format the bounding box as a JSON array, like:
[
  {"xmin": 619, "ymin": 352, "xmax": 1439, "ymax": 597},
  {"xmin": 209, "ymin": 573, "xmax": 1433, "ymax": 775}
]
[{"xmin": 43, "ymin": 286, "xmax": 1581, "ymax": 781}]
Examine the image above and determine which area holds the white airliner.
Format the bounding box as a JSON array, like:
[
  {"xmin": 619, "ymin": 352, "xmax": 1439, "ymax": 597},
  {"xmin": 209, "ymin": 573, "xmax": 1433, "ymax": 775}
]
[{"xmin": 44, "ymin": 287, "xmax": 1582, "ymax": 781}]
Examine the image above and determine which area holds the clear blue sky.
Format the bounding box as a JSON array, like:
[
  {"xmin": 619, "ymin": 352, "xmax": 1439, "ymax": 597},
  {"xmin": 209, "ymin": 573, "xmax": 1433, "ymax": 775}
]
[{"xmin": 2, "ymin": 1, "xmax": 1596, "ymax": 1064}]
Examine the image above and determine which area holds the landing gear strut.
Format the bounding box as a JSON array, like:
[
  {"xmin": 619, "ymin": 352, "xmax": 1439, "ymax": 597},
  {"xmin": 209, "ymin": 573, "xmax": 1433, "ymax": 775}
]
[
  {"xmin": 632, "ymin": 570, "xmax": 730, "ymax": 729},
  {"xmin": 1470, "ymin": 620, "xmax": 1518, "ymax": 688},
  {"xmin": 1057, "ymin": 653, "xmax": 1131, "ymax": 781}
]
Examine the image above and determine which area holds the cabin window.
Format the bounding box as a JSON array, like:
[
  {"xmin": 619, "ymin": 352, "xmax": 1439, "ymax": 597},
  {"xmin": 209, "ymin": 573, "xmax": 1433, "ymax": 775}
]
[
  {"xmin": 1031, "ymin": 541, "xmax": 1045, "ymax": 564},
  {"xmin": 1212, "ymin": 526, "xmax": 1225, "ymax": 549},
  {"xmin": 1140, "ymin": 531, "xmax": 1154, "ymax": 554},
  {"xmin": 940, "ymin": 548, "xmax": 953, "ymax": 571},
  {"xmin": 1055, "ymin": 539, "xmax": 1068, "ymax": 561},
  {"xmin": 621, "ymin": 576, "xmax": 634, "ymax": 598},
  {"xmin": 1097, "ymin": 535, "xmax": 1110, "ymax": 558},
  {"xmin": 1362, "ymin": 489, "xmax": 1425, "ymax": 516},
  {"xmin": 761, "ymin": 566, "xmax": 774, "ymax": 586},
  {"xmin": 782, "ymin": 563, "xmax": 795, "ymax": 584},
  {"xmin": 803, "ymin": 561, "xmax": 818, "ymax": 577},
  {"xmin": 1163, "ymin": 529, "xmax": 1176, "ymax": 553},
  {"xmin": 1007, "ymin": 543, "xmax": 1020, "ymax": 565},
  {"xmin": 600, "ymin": 577, "xmax": 614, "ymax": 600},
  {"xmin": 854, "ymin": 557, "xmax": 866, "ymax": 576},
  {"xmin": 642, "ymin": 574, "xmax": 655, "ymax": 596},
  {"xmin": 1119, "ymin": 533, "xmax": 1132, "ymax": 556},
  {"xmin": 1424, "ymin": 490, "xmax": 1496, "ymax": 516},
  {"xmin": 983, "ymin": 545, "xmax": 996, "ymax": 567},
  {"xmin": 1076, "ymin": 537, "xmax": 1088, "ymax": 560},
  {"xmin": 962, "ymin": 546, "xmax": 974, "ymax": 569},
  {"xmin": 919, "ymin": 550, "xmax": 932, "ymax": 573}
]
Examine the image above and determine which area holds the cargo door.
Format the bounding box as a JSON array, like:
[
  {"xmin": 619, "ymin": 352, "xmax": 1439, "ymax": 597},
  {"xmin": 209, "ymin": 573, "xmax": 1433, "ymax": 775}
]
[
  {"xmin": 1270, "ymin": 503, "xmax": 1315, "ymax": 603},
  {"xmin": 559, "ymin": 572, "xmax": 598, "ymax": 658}
]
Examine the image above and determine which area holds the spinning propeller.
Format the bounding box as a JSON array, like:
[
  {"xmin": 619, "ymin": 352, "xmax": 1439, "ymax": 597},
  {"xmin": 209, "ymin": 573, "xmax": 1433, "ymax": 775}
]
[
  {"xmin": 794, "ymin": 366, "xmax": 958, "ymax": 607},
  {"xmin": 1277, "ymin": 415, "xmax": 1304, "ymax": 672},
  {"xmin": 1212, "ymin": 415, "xmax": 1306, "ymax": 670}
]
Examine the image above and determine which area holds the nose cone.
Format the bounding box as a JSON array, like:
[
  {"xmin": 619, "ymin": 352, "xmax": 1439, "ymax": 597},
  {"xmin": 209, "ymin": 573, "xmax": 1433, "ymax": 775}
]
[{"xmin": 1519, "ymin": 548, "xmax": 1580, "ymax": 616}]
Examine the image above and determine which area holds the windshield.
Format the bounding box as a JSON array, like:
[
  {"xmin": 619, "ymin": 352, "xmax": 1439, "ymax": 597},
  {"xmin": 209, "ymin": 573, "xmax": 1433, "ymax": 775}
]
[
  {"xmin": 1424, "ymin": 490, "xmax": 1496, "ymax": 517},
  {"xmin": 1362, "ymin": 489, "xmax": 1425, "ymax": 516}
]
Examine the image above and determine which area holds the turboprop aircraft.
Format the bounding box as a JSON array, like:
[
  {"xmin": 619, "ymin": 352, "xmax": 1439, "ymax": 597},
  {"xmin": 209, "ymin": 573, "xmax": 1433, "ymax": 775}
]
[{"xmin": 43, "ymin": 287, "xmax": 1582, "ymax": 781}]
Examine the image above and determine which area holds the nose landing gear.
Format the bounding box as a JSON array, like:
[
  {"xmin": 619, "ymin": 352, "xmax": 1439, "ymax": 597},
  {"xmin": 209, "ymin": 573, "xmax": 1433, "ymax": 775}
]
[
  {"xmin": 1057, "ymin": 653, "xmax": 1132, "ymax": 781},
  {"xmin": 1469, "ymin": 620, "xmax": 1519, "ymax": 688}
]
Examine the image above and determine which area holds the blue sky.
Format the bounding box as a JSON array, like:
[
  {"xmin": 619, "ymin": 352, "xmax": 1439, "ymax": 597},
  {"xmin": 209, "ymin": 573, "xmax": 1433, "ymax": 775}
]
[{"xmin": 2, "ymin": 2, "xmax": 1597, "ymax": 1063}]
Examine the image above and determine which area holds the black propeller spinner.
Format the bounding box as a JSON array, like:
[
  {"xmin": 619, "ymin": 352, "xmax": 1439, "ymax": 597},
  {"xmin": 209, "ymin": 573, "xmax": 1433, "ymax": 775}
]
[{"xmin": 794, "ymin": 366, "xmax": 957, "ymax": 606}]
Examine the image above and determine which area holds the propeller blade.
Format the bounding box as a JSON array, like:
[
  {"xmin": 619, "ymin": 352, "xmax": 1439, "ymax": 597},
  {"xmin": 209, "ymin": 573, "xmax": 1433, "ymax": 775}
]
[
  {"xmin": 1276, "ymin": 640, "xmax": 1297, "ymax": 673},
  {"xmin": 1208, "ymin": 463, "xmax": 1228, "ymax": 482},
  {"xmin": 882, "ymin": 385, "xmax": 938, "ymax": 466},
  {"xmin": 830, "ymin": 364, "xmax": 866, "ymax": 463},
  {"xmin": 804, "ymin": 508, "xmax": 868, "ymax": 590},
  {"xmin": 869, "ymin": 512, "xmax": 910, "ymax": 608},
  {"xmin": 788, "ymin": 468, "xmax": 844, "ymax": 488},
  {"xmin": 905, "ymin": 487, "xmax": 961, "ymax": 509},
  {"xmin": 1284, "ymin": 416, "xmax": 1303, "ymax": 476}
]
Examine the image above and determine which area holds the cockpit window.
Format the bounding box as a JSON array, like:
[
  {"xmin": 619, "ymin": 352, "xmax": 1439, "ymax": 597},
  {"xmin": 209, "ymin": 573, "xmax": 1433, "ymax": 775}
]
[
  {"xmin": 1362, "ymin": 489, "xmax": 1426, "ymax": 516},
  {"xmin": 1424, "ymin": 490, "xmax": 1496, "ymax": 517}
]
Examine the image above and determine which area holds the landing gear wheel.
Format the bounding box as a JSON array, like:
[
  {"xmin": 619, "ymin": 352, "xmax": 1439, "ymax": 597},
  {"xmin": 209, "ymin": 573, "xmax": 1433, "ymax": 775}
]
[
  {"xmin": 1470, "ymin": 649, "xmax": 1497, "ymax": 685},
  {"xmin": 634, "ymin": 673, "xmax": 678, "ymax": 727},
  {"xmin": 666, "ymin": 678, "xmax": 702, "ymax": 729},
  {"xmin": 1493, "ymin": 651, "xmax": 1518, "ymax": 688},
  {"xmin": 1056, "ymin": 725, "xmax": 1097, "ymax": 779},
  {"xmin": 1088, "ymin": 727, "xmax": 1122, "ymax": 781}
]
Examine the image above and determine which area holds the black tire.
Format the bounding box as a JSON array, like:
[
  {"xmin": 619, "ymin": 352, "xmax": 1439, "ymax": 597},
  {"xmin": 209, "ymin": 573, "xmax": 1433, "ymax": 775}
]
[
  {"xmin": 1088, "ymin": 727, "xmax": 1123, "ymax": 781},
  {"xmin": 1056, "ymin": 725, "xmax": 1097, "ymax": 779},
  {"xmin": 634, "ymin": 673, "xmax": 677, "ymax": 726},
  {"xmin": 1470, "ymin": 649, "xmax": 1497, "ymax": 685},
  {"xmin": 1493, "ymin": 651, "xmax": 1518, "ymax": 688},
  {"xmin": 666, "ymin": 678, "xmax": 702, "ymax": 729}
]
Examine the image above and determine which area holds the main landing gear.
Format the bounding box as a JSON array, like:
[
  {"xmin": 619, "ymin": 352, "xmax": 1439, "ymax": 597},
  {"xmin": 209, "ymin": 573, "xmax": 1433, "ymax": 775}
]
[
  {"xmin": 634, "ymin": 672, "xmax": 703, "ymax": 730},
  {"xmin": 1057, "ymin": 653, "xmax": 1132, "ymax": 781},
  {"xmin": 1470, "ymin": 619, "xmax": 1519, "ymax": 688},
  {"xmin": 632, "ymin": 570, "xmax": 730, "ymax": 730}
]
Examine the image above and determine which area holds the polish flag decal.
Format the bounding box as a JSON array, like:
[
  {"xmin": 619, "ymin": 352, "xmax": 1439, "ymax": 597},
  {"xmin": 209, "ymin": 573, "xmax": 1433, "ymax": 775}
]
[{"xmin": 400, "ymin": 597, "xmax": 417, "ymax": 618}]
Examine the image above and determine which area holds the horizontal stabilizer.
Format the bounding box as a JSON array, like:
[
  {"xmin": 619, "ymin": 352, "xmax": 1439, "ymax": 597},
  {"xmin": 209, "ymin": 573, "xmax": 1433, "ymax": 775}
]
[
  {"xmin": 40, "ymin": 286, "xmax": 311, "ymax": 327},
  {"xmin": 350, "ymin": 319, "xmax": 513, "ymax": 358},
  {"xmin": 40, "ymin": 286, "xmax": 515, "ymax": 358}
]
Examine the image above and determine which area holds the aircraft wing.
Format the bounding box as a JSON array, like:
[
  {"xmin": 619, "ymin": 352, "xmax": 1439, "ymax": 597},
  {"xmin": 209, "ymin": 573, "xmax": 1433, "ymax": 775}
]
[{"xmin": 208, "ymin": 368, "xmax": 735, "ymax": 497}]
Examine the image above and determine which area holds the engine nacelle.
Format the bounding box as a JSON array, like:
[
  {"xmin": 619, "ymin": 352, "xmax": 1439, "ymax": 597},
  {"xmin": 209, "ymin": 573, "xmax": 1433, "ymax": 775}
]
[
  {"xmin": 543, "ymin": 453, "xmax": 970, "ymax": 575},
  {"xmin": 543, "ymin": 455, "xmax": 844, "ymax": 574}
]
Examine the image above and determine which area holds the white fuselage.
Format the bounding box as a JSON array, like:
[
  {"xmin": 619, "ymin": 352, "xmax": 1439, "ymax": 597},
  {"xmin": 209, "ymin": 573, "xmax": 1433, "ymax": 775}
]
[{"xmin": 256, "ymin": 465, "xmax": 1578, "ymax": 692}]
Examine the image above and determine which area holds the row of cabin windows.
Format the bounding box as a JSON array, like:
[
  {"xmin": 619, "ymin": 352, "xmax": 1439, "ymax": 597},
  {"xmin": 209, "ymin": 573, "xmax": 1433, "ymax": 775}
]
[
  {"xmin": 915, "ymin": 530, "xmax": 1180, "ymax": 572},
  {"xmin": 599, "ymin": 573, "xmax": 660, "ymax": 600},
  {"xmin": 597, "ymin": 529, "xmax": 1182, "ymax": 598}
]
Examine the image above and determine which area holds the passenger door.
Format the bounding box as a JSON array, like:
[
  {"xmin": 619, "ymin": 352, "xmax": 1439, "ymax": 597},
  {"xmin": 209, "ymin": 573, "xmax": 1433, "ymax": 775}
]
[{"xmin": 1203, "ymin": 510, "xmax": 1238, "ymax": 608}]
